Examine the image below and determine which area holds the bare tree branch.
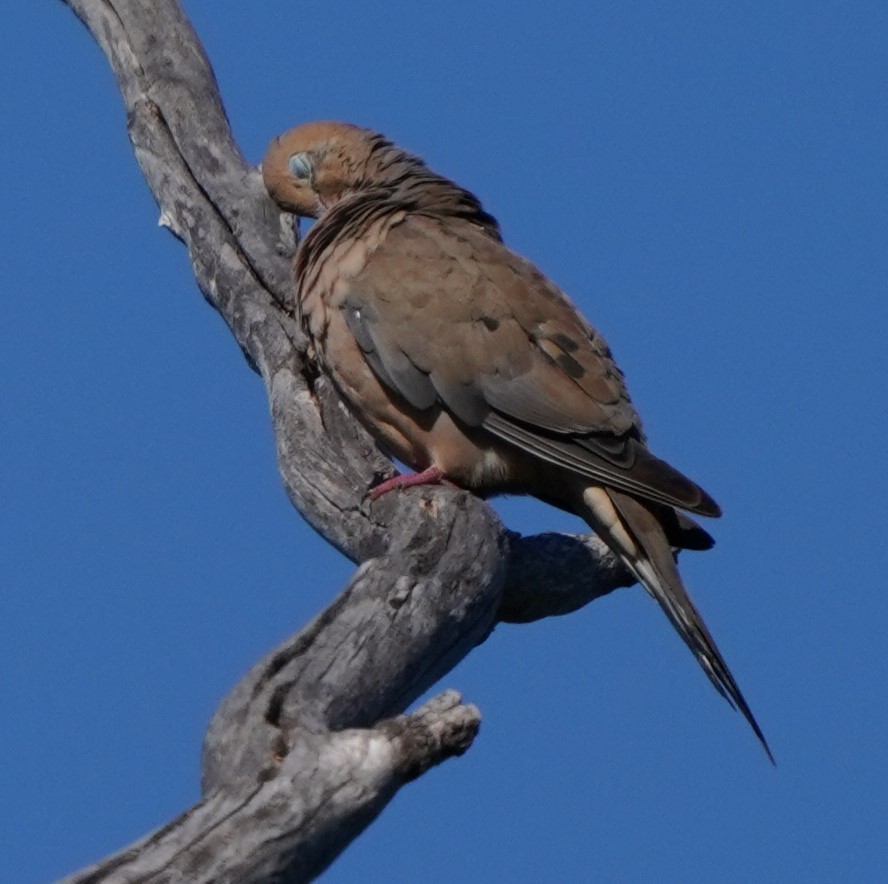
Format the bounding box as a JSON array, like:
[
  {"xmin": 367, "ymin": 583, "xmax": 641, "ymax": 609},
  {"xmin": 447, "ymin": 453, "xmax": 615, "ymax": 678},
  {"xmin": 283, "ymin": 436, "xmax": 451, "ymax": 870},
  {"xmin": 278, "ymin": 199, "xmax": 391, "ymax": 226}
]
[{"xmin": 58, "ymin": 0, "xmax": 634, "ymax": 880}]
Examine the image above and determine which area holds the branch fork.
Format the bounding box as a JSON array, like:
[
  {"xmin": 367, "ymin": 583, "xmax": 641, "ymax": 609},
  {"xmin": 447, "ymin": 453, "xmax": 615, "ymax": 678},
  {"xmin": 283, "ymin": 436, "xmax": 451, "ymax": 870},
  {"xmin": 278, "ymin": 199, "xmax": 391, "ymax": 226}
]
[{"xmin": 59, "ymin": 1, "xmax": 633, "ymax": 879}]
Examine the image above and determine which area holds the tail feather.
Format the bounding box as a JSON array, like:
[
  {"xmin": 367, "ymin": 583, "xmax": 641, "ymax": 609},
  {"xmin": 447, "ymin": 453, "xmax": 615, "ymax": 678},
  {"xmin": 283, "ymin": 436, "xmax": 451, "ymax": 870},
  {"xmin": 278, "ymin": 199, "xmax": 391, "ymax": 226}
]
[{"xmin": 581, "ymin": 486, "xmax": 774, "ymax": 763}]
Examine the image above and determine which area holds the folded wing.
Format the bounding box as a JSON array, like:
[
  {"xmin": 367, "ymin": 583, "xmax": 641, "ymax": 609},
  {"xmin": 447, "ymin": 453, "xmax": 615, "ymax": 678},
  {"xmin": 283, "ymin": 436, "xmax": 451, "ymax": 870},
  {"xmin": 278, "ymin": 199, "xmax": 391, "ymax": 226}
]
[{"xmin": 342, "ymin": 213, "xmax": 720, "ymax": 517}]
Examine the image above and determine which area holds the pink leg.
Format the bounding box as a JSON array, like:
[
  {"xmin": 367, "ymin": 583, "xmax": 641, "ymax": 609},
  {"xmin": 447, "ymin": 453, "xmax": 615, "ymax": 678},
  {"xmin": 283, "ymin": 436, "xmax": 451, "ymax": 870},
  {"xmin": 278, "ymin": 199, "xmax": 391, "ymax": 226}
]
[{"xmin": 368, "ymin": 466, "xmax": 455, "ymax": 500}]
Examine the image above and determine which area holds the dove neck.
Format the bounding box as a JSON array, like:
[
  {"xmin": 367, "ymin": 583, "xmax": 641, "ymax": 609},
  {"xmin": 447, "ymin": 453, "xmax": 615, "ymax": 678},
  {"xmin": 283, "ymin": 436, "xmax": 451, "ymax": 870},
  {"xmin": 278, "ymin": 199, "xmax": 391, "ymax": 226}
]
[{"xmin": 360, "ymin": 141, "xmax": 501, "ymax": 237}]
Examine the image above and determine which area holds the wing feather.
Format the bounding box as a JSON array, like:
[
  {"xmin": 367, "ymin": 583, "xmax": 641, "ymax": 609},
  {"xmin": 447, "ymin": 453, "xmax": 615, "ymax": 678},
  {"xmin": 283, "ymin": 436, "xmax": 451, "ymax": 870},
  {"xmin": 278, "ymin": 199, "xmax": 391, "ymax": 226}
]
[{"xmin": 340, "ymin": 214, "xmax": 719, "ymax": 517}]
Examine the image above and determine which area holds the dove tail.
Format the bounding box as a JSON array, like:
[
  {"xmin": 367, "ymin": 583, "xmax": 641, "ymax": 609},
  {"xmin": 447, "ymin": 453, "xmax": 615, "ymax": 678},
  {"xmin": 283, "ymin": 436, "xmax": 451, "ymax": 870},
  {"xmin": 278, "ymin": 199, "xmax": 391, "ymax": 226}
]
[{"xmin": 580, "ymin": 486, "xmax": 774, "ymax": 763}]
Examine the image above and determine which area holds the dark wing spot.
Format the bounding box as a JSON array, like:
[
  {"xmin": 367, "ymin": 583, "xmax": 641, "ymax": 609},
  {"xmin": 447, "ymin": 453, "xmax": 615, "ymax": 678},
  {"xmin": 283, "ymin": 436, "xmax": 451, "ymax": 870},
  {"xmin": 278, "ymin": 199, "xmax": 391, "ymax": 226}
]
[
  {"xmin": 551, "ymin": 332, "xmax": 580, "ymax": 352},
  {"xmin": 556, "ymin": 352, "xmax": 585, "ymax": 379},
  {"xmin": 535, "ymin": 333, "xmax": 586, "ymax": 378},
  {"xmin": 480, "ymin": 315, "xmax": 500, "ymax": 331}
]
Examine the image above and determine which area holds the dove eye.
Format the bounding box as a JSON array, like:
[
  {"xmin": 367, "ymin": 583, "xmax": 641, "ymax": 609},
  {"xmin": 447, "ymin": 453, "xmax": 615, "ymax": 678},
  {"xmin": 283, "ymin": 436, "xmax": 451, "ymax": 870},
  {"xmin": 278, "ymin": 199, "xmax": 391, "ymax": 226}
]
[{"xmin": 288, "ymin": 152, "xmax": 313, "ymax": 180}]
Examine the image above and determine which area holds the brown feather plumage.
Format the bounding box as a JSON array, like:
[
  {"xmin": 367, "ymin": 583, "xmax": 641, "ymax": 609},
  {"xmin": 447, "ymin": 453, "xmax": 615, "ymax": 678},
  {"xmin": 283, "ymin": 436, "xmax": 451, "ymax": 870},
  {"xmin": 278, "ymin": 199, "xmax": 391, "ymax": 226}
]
[{"xmin": 262, "ymin": 121, "xmax": 771, "ymax": 761}]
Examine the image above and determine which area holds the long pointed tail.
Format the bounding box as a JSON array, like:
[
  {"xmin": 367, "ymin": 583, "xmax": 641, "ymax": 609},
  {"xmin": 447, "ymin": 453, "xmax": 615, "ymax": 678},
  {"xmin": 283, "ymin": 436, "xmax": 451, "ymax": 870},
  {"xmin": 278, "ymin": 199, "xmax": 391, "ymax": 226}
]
[{"xmin": 581, "ymin": 485, "xmax": 774, "ymax": 763}]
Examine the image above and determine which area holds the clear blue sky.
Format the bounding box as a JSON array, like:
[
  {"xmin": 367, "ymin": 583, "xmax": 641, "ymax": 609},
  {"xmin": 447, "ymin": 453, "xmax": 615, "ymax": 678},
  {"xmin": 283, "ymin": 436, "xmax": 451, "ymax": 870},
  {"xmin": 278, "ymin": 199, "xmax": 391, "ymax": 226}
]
[{"xmin": 3, "ymin": 2, "xmax": 886, "ymax": 881}]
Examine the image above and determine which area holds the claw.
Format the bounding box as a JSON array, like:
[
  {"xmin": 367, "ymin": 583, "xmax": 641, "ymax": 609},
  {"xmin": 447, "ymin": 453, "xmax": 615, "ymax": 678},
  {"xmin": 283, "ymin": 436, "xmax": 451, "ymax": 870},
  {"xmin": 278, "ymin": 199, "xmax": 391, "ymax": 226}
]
[{"xmin": 368, "ymin": 466, "xmax": 453, "ymax": 500}]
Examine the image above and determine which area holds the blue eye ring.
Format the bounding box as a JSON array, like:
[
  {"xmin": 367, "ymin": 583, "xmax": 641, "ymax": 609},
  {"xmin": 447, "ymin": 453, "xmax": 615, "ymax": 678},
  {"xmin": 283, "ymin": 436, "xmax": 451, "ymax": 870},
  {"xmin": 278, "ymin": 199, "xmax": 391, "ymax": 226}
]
[{"xmin": 288, "ymin": 152, "xmax": 313, "ymax": 180}]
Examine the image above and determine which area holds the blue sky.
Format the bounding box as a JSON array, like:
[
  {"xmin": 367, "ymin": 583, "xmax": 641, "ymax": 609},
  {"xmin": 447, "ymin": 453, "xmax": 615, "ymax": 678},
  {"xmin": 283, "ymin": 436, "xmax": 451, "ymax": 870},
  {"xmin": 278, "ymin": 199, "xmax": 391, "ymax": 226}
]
[{"xmin": 3, "ymin": 2, "xmax": 887, "ymax": 881}]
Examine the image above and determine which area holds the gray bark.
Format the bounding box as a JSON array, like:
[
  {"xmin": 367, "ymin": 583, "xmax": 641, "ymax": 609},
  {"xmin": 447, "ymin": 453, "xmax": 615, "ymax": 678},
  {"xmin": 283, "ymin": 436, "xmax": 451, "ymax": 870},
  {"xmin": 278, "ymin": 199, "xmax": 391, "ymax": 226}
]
[{"xmin": 58, "ymin": 1, "xmax": 633, "ymax": 881}]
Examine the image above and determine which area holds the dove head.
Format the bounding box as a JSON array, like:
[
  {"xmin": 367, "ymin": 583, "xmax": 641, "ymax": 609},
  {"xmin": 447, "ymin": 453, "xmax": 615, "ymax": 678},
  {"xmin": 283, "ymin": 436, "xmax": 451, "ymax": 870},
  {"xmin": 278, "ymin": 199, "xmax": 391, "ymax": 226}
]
[
  {"xmin": 263, "ymin": 120, "xmax": 502, "ymax": 235},
  {"xmin": 262, "ymin": 121, "xmax": 379, "ymax": 217}
]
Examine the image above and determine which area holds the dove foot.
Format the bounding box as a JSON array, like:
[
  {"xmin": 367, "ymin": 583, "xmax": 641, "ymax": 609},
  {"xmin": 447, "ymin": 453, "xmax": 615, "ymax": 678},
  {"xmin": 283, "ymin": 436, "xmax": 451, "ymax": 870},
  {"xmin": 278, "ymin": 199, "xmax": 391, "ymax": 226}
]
[{"xmin": 368, "ymin": 466, "xmax": 454, "ymax": 500}]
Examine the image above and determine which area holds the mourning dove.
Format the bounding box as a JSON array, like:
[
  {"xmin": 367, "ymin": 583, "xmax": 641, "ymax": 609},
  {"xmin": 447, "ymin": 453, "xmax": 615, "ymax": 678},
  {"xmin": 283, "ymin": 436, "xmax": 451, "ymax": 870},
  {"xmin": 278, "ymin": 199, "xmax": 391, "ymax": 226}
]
[{"xmin": 263, "ymin": 121, "xmax": 772, "ymax": 761}]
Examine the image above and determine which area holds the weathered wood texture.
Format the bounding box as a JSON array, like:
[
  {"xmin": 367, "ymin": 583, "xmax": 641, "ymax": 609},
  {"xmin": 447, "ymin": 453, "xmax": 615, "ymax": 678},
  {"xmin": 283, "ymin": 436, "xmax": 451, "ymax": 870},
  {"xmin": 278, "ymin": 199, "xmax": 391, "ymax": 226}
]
[{"xmin": 58, "ymin": 1, "xmax": 633, "ymax": 880}]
